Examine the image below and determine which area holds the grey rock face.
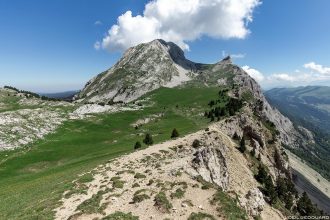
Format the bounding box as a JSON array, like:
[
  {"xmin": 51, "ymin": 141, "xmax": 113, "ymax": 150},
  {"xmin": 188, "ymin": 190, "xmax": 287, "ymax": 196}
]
[
  {"xmin": 228, "ymin": 63, "xmax": 312, "ymax": 147},
  {"xmin": 215, "ymin": 110, "xmax": 266, "ymax": 148},
  {"xmin": 191, "ymin": 134, "xmax": 229, "ymax": 190},
  {"xmin": 239, "ymin": 188, "xmax": 265, "ymax": 217},
  {"xmin": 77, "ymin": 39, "xmax": 196, "ymax": 103}
]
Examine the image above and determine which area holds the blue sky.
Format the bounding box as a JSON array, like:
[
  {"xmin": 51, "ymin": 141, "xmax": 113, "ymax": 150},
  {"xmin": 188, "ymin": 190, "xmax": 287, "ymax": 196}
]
[{"xmin": 0, "ymin": 0, "xmax": 330, "ymax": 92}]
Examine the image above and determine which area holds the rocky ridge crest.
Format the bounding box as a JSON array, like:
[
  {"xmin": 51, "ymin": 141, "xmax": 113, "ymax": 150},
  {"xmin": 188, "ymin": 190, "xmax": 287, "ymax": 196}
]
[{"xmin": 77, "ymin": 39, "xmax": 312, "ymax": 148}]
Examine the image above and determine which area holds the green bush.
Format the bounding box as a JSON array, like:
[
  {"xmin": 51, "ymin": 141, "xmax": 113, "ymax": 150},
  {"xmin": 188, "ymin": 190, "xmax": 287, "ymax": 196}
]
[
  {"xmin": 195, "ymin": 175, "xmax": 213, "ymax": 190},
  {"xmin": 76, "ymin": 191, "xmax": 105, "ymax": 214},
  {"xmin": 255, "ymin": 165, "xmax": 267, "ymax": 184},
  {"xmin": 132, "ymin": 183, "xmax": 140, "ymax": 188},
  {"xmin": 147, "ymin": 179, "xmax": 154, "ymax": 186},
  {"xmin": 110, "ymin": 177, "xmax": 125, "ymax": 189},
  {"xmin": 264, "ymin": 175, "xmax": 277, "ymax": 204},
  {"xmin": 297, "ymin": 192, "xmax": 321, "ymax": 216},
  {"xmin": 77, "ymin": 173, "xmax": 94, "ymax": 184}
]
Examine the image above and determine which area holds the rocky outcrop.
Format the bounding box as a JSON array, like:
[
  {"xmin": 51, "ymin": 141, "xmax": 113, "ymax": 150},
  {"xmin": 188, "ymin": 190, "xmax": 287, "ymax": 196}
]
[
  {"xmin": 297, "ymin": 126, "xmax": 315, "ymax": 144},
  {"xmin": 0, "ymin": 108, "xmax": 67, "ymax": 150},
  {"xmin": 214, "ymin": 109, "xmax": 266, "ymax": 147},
  {"xmin": 228, "ymin": 62, "xmax": 312, "ymax": 148},
  {"xmin": 192, "ymin": 146, "xmax": 229, "ymax": 190},
  {"xmin": 212, "ymin": 108, "xmax": 291, "ymax": 179},
  {"xmin": 239, "ymin": 188, "xmax": 266, "ymax": 217}
]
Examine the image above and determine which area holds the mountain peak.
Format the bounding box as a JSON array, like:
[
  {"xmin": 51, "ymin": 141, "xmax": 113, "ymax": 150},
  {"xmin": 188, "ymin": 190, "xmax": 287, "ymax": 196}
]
[
  {"xmin": 142, "ymin": 39, "xmax": 187, "ymax": 65},
  {"xmin": 149, "ymin": 39, "xmax": 168, "ymax": 46},
  {"xmin": 218, "ymin": 56, "xmax": 232, "ymax": 65},
  {"xmin": 78, "ymin": 39, "xmax": 198, "ymax": 103},
  {"xmin": 211, "ymin": 55, "xmax": 233, "ymax": 72}
]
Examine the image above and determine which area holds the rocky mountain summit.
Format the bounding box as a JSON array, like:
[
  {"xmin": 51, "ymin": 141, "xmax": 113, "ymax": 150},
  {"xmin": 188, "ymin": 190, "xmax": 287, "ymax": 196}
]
[
  {"xmin": 77, "ymin": 39, "xmax": 197, "ymax": 103},
  {"xmin": 77, "ymin": 39, "xmax": 311, "ymax": 149}
]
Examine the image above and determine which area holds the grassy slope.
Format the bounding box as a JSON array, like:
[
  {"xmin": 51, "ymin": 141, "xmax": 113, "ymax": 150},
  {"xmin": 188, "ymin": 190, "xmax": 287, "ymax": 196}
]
[{"xmin": 0, "ymin": 87, "xmax": 219, "ymax": 220}]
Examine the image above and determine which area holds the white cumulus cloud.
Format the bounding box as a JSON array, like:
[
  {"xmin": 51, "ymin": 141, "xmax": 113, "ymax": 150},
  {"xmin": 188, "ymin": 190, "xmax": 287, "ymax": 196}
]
[
  {"xmin": 242, "ymin": 62, "xmax": 330, "ymax": 89},
  {"xmin": 99, "ymin": 0, "xmax": 261, "ymax": 52},
  {"xmin": 242, "ymin": 65, "xmax": 264, "ymax": 82},
  {"xmin": 270, "ymin": 73, "xmax": 296, "ymax": 82},
  {"xmin": 303, "ymin": 62, "xmax": 330, "ymax": 75}
]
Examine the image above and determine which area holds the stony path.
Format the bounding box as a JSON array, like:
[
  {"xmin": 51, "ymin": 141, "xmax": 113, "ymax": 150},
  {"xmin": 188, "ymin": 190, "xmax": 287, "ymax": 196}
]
[{"xmin": 55, "ymin": 126, "xmax": 284, "ymax": 220}]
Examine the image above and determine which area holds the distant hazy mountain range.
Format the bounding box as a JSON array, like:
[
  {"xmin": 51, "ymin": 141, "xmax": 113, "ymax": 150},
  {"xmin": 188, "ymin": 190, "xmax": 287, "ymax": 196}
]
[
  {"xmin": 266, "ymin": 86, "xmax": 330, "ymax": 180},
  {"xmin": 40, "ymin": 90, "xmax": 78, "ymax": 100},
  {"xmin": 265, "ymin": 86, "xmax": 330, "ymax": 135}
]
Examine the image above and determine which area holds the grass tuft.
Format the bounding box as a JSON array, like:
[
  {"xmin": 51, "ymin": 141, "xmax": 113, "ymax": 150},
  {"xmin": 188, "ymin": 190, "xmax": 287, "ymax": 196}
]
[
  {"xmin": 102, "ymin": 211, "xmax": 139, "ymax": 220},
  {"xmin": 154, "ymin": 192, "xmax": 172, "ymax": 213},
  {"xmin": 188, "ymin": 212, "xmax": 216, "ymax": 220},
  {"xmin": 211, "ymin": 190, "xmax": 248, "ymax": 220}
]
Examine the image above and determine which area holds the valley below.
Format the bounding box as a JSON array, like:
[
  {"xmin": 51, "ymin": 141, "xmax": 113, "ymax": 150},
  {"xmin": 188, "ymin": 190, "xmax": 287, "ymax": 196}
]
[
  {"xmin": 286, "ymin": 150, "xmax": 330, "ymax": 214},
  {"xmin": 292, "ymin": 170, "xmax": 330, "ymax": 214}
]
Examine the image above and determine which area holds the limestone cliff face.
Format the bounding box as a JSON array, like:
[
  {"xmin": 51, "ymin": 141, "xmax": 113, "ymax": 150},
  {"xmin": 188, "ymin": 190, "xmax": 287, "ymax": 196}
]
[
  {"xmin": 222, "ymin": 58, "xmax": 311, "ymax": 147},
  {"xmin": 194, "ymin": 56, "xmax": 312, "ymax": 148},
  {"xmin": 191, "ymin": 138, "xmax": 229, "ymax": 191}
]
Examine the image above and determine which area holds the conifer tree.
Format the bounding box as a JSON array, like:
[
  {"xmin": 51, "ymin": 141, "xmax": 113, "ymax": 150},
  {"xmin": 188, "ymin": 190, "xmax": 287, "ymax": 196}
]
[
  {"xmin": 250, "ymin": 147, "xmax": 256, "ymax": 157},
  {"xmin": 297, "ymin": 192, "xmax": 317, "ymax": 216},
  {"xmin": 134, "ymin": 141, "xmax": 142, "ymax": 150},
  {"xmin": 171, "ymin": 128, "xmax": 179, "ymax": 138},
  {"xmin": 255, "ymin": 164, "xmax": 267, "ymax": 184},
  {"xmin": 238, "ymin": 136, "xmax": 246, "ymax": 153},
  {"xmin": 143, "ymin": 133, "xmax": 153, "ymax": 145},
  {"xmin": 264, "ymin": 175, "xmax": 277, "ymax": 204},
  {"xmin": 232, "ymin": 132, "xmax": 240, "ymax": 140}
]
